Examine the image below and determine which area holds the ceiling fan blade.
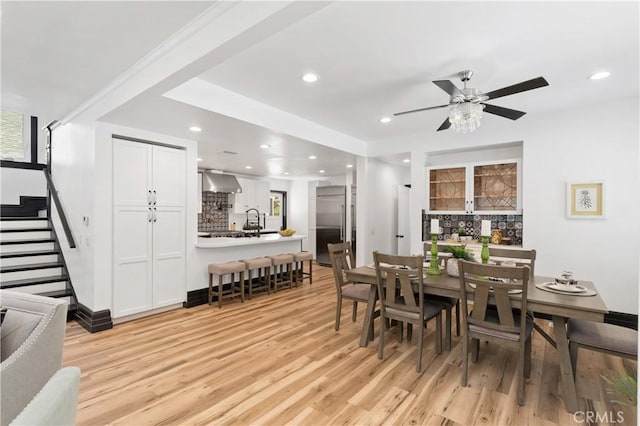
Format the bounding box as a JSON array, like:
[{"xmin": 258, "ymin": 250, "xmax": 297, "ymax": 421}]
[
  {"xmin": 433, "ymin": 80, "xmax": 464, "ymax": 97},
  {"xmin": 393, "ymin": 104, "xmax": 449, "ymax": 116},
  {"xmin": 484, "ymin": 77, "xmax": 549, "ymax": 100},
  {"xmin": 437, "ymin": 117, "xmax": 451, "ymax": 131},
  {"xmin": 482, "ymin": 104, "xmax": 527, "ymax": 120}
]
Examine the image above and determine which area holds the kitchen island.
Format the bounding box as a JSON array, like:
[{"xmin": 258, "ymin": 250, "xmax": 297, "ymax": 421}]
[{"xmin": 187, "ymin": 234, "xmax": 306, "ymax": 306}]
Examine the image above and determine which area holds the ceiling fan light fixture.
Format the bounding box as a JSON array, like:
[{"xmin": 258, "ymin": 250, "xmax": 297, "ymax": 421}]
[{"xmin": 449, "ymin": 102, "xmax": 484, "ymax": 133}]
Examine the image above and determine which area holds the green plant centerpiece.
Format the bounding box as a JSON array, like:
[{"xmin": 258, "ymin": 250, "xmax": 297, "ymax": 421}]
[
  {"xmin": 603, "ymin": 372, "xmax": 637, "ymax": 407},
  {"xmin": 444, "ymin": 245, "xmax": 476, "ymax": 277}
]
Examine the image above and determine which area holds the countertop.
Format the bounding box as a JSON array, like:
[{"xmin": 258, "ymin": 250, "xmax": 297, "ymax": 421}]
[{"xmin": 196, "ymin": 234, "xmax": 305, "ymax": 248}]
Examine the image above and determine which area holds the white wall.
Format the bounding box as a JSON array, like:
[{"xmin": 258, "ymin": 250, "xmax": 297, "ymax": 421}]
[
  {"xmin": 50, "ymin": 120, "xmax": 97, "ymax": 308},
  {"xmin": 0, "ymin": 168, "xmax": 47, "ymax": 204},
  {"xmin": 368, "ymin": 97, "xmax": 639, "ymax": 314},
  {"xmin": 359, "ymin": 158, "xmax": 410, "ymax": 265},
  {"xmin": 522, "ymin": 98, "xmax": 639, "ymax": 315}
]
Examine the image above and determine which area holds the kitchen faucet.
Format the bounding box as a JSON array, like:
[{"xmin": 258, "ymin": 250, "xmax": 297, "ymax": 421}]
[{"xmin": 245, "ymin": 208, "xmax": 261, "ymax": 237}]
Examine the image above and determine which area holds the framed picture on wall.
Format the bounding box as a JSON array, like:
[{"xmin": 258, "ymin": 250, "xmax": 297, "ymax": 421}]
[{"xmin": 566, "ymin": 181, "xmax": 605, "ymax": 219}]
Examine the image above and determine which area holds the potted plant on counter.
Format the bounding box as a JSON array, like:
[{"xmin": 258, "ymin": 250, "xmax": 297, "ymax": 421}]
[{"xmin": 444, "ymin": 245, "xmax": 476, "ymax": 277}]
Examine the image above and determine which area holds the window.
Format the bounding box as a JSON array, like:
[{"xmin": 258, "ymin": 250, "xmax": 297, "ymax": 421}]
[
  {"xmin": 269, "ymin": 193, "xmax": 281, "ymax": 216},
  {"xmin": 0, "ymin": 111, "xmax": 28, "ymax": 161}
]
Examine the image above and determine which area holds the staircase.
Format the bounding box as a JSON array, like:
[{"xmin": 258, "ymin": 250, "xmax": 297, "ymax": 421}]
[{"xmin": 0, "ymin": 215, "xmax": 77, "ymax": 318}]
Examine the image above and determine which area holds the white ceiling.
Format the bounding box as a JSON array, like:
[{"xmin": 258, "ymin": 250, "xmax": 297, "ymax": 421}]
[
  {"xmin": 2, "ymin": 1, "xmax": 638, "ymax": 177},
  {"xmin": 198, "ymin": 1, "xmax": 639, "ymax": 143},
  {"xmin": 0, "ymin": 1, "xmax": 211, "ymax": 118}
]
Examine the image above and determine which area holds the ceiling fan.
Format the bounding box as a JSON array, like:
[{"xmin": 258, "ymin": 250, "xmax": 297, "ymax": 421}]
[{"xmin": 393, "ymin": 70, "xmax": 549, "ymax": 132}]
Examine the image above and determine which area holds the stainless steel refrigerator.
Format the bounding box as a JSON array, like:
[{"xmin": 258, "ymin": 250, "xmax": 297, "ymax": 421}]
[{"xmin": 316, "ymin": 185, "xmax": 346, "ymax": 266}]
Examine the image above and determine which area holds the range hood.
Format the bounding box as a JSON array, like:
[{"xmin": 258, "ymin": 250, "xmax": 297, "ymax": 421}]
[{"xmin": 202, "ymin": 172, "xmax": 242, "ymax": 193}]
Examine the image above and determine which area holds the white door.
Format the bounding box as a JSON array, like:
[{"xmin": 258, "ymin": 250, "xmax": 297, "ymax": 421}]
[{"xmin": 396, "ymin": 185, "xmax": 411, "ymax": 256}]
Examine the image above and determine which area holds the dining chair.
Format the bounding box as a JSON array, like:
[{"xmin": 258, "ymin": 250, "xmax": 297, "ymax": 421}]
[
  {"xmin": 457, "ymin": 259, "xmax": 532, "ymax": 405},
  {"xmin": 328, "ymin": 241, "xmax": 373, "ymax": 334},
  {"xmin": 567, "ymin": 319, "xmax": 638, "ymax": 378},
  {"xmin": 374, "ymin": 251, "xmax": 444, "ymax": 372},
  {"xmin": 424, "ymin": 242, "xmax": 460, "ymax": 349},
  {"xmin": 488, "ymin": 247, "xmax": 536, "ymax": 278}
]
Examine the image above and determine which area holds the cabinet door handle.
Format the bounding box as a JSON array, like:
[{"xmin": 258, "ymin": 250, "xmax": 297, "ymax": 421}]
[
  {"xmin": 153, "ymin": 207, "xmax": 157, "ymax": 222},
  {"xmin": 153, "ymin": 190, "xmax": 157, "ymax": 205},
  {"xmin": 147, "ymin": 190, "xmax": 152, "ymax": 205},
  {"xmin": 148, "ymin": 208, "xmax": 152, "ymax": 222}
]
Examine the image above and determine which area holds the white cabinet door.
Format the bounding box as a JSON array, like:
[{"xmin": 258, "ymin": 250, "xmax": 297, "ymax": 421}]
[
  {"xmin": 235, "ymin": 178, "xmax": 254, "ymax": 213},
  {"xmin": 152, "ymin": 145, "xmax": 185, "ymax": 207},
  {"xmin": 113, "ymin": 206, "xmax": 153, "ymax": 317},
  {"xmin": 152, "ymin": 206, "xmax": 185, "ymax": 307},
  {"xmin": 113, "ymin": 138, "xmax": 186, "ymax": 318},
  {"xmin": 254, "ymin": 180, "xmax": 270, "ymax": 213},
  {"xmin": 113, "ymin": 139, "xmax": 152, "ymax": 206}
]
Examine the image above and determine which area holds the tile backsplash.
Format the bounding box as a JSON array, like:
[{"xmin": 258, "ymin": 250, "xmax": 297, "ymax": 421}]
[
  {"xmin": 423, "ymin": 212, "xmax": 523, "ymax": 246},
  {"xmin": 198, "ymin": 192, "xmax": 230, "ymax": 232}
]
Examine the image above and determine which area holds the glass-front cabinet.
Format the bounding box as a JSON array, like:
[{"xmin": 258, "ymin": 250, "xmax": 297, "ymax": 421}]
[{"xmin": 428, "ymin": 160, "xmax": 521, "ymax": 214}]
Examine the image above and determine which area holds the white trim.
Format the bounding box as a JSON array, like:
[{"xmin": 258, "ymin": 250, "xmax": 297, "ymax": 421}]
[{"xmin": 112, "ymin": 303, "xmax": 183, "ymax": 324}]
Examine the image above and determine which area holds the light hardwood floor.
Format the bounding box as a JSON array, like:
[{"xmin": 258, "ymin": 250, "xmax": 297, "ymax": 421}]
[{"xmin": 64, "ymin": 264, "xmax": 637, "ymax": 425}]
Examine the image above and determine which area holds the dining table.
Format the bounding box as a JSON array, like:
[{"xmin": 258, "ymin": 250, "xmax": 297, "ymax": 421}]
[{"xmin": 344, "ymin": 265, "xmax": 609, "ymax": 414}]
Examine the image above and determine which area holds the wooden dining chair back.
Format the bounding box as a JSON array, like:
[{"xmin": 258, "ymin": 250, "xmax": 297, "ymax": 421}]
[
  {"xmin": 488, "ymin": 247, "xmax": 536, "ymax": 278},
  {"xmin": 328, "ymin": 241, "xmax": 371, "ymax": 332},
  {"xmin": 457, "ymin": 259, "xmax": 532, "ymax": 405},
  {"xmin": 374, "ymin": 251, "xmax": 443, "ymax": 372}
]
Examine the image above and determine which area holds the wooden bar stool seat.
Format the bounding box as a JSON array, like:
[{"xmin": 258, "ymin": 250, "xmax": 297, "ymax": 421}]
[
  {"xmin": 291, "ymin": 251, "xmax": 313, "ymax": 286},
  {"xmin": 267, "ymin": 254, "xmax": 294, "ymax": 292},
  {"xmin": 208, "ymin": 261, "xmax": 245, "ymax": 308},
  {"xmin": 241, "ymin": 257, "xmax": 272, "ymax": 299}
]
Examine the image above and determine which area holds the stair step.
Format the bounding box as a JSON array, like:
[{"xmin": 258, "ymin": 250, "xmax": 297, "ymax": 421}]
[
  {"xmin": 1, "ymin": 261, "xmax": 64, "ymax": 273},
  {"xmin": 1, "ymin": 238, "xmax": 56, "ymax": 245},
  {"xmin": 1, "ymin": 218, "xmax": 50, "ymax": 231},
  {"xmin": 38, "ymin": 289, "xmax": 73, "ymax": 299},
  {"xmin": 0, "ymin": 228, "xmax": 52, "ymax": 233},
  {"xmin": 0, "ymin": 217, "xmax": 48, "ymax": 221},
  {"xmin": 0, "ymin": 275, "xmax": 69, "ymax": 289},
  {"xmin": 0, "ymin": 249, "xmax": 61, "ymax": 259}
]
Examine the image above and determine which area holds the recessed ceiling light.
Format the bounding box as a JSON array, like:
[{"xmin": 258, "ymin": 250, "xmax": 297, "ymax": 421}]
[
  {"xmin": 259, "ymin": 144, "xmax": 270, "ymax": 149},
  {"xmin": 319, "ymin": 170, "xmax": 325, "ymax": 173},
  {"xmin": 308, "ymin": 155, "xmax": 317, "ymax": 160},
  {"xmin": 189, "ymin": 126, "xmax": 202, "ymax": 132},
  {"xmin": 403, "ymin": 159, "xmax": 410, "ymax": 163},
  {"xmin": 302, "ymin": 73, "xmax": 318, "ymax": 83},
  {"xmin": 197, "ymin": 158, "xmax": 203, "ymax": 162},
  {"xmin": 245, "ymin": 165, "xmax": 252, "ymax": 169},
  {"xmin": 380, "ymin": 116, "xmax": 392, "ymax": 124},
  {"xmin": 284, "ymin": 172, "xmax": 290, "ymax": 175},
  {"xmin": 346, "ymin": 164, "xmax": 353, "ymax": 168},
  {"xmin": 589, "ymin": 71, "xmax": 611, "ymax": 80}
]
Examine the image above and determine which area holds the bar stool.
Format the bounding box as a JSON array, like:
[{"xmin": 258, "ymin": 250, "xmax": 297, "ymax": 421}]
[
  {"xmin": 208, "ymin": 261, "xmax": 245, "ymax": 308},
  {"xmin": 267, "ymin": 254, "xmax": 294, "ymax": 292},
  {"xmin": 291, "ymin": 251, "xmax": 313, "ymax": 286},
  {"xmin": 241, "ymin": 257, "xmax": 272, "ymax": 299}
]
